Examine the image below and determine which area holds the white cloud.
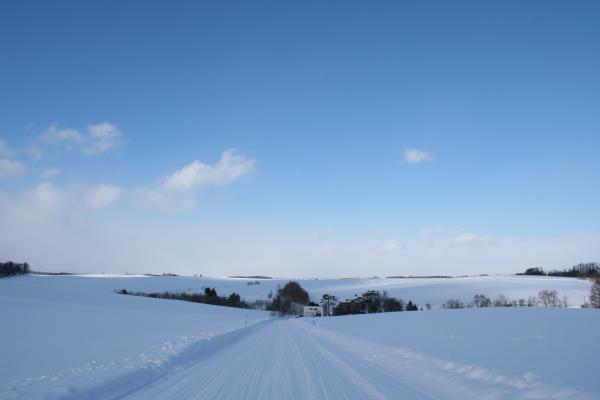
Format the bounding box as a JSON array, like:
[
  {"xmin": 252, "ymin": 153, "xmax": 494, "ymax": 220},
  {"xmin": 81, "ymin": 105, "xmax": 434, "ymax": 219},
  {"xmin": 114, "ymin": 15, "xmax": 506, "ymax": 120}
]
[
  {"xmin": 421, "ymin": 226, "xmax": 446, "ymax": 236},
  {"xmin": 381, "ymin": 239, "xmax": 402, "ymax": 252},
  {"xmin": 0, "ymin": 181, "xmax": 121, "ymax": 219},
  {"xmin": 1, "ymin": 186, "xmax": 599, "ymax": 277},
  {"xmin": 35, "ymin": 122, "xmax": 123, "ymax": 157},
  {"xmin": 136, "ymin": 187, "xmax": 196, "ymax": 211},
  {"xmin": 404, "ymin": 148, "xmax": 434, "ymax": 164},
  {"xmin": 28, "ymin": 144, "xmax": 44, "ymax": 161},
  {"xmin": 0, "ymin": 159, "xmax": 25, "ymax": 179},
  {"xmin": 31, "ymin": 182, "xmax": 70, "ymax": 211},
  {"xmin": 40, "ymin": 126, "xmax": 84, "ymax": 148},
  {"xmin": 139, "ymin": 149, "xmax": 256, "ymax": 210},
  {"xmin": 15, "ymin": 182, "xmax": 73, "ymax": 217},
  {"xmin": 85, "ymin": 184, "xmax": 123, "ymax": 209},
  {"xmin": 84, "ymin": 122, "xmax": 122, "ymax": 155},
  {"xmin": 164, "ymin": 149, "xmax": 256, "ymax": 192},
  {"xmin": 446, "ymin": 233, "xmax": 497, "ymax": 245},
  {"xmin": 41, "ymin": 168, "xmax": 60, "ymax": 179}
]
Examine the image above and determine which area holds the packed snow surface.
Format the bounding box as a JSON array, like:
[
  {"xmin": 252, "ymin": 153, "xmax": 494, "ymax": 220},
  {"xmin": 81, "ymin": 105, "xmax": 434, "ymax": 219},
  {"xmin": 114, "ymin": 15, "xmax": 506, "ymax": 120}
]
[{"xmin": 1, "ymin": 274, "xmax": 597, "ymax": 399}]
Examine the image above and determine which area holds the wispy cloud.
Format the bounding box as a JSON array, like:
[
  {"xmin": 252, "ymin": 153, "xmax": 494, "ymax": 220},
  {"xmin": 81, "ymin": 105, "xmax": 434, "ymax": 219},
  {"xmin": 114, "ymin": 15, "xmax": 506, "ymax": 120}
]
[
  {"xmin": 7, "ymin": 182, "xmax": 74, "ymax": 218},
  {"xmin": 41, "ymin": 168, "xmax": 60, "ymax": 179},
  {"xmin": 40, "ymin": 126, "xmax": 84, "ymax": 148},
  {"xmin": 419, "ymin": 225, "xmax": 496, "ymax": 246},
  {"xmin": 0, "ymin": 159, "xmax": 25, "ymax": 179},
  {"xmin": 34, "ymin": 122, "xmax": 123, "ymax": 158},
  {"xmin": 164, "ymin": 149, "xmax": 256, "ymax": 192},
  {"xmin": 0, "ymin": 181, "xmax": 122, "ymax": 219},
  {"xmin": 139, "ymin": 149, "xmax": 256, "ymax": 210},
  {"xmin": 381, "ymin": 239, "xmax": 402, "ymax": 252},
  {"xmin": 404, "ymin": 148, "xmax": 434, "ymax": 164},
  {"xmin": 446, "ymin": 232, "xmax": 497, "ymax": 245},
  {"xmin": 0, "ymin": 140, "xmax": 14, "ymax": 157},
  {"xmin": 85, "ymin": 184, "xmax": 123, "ymax": 209},
  {"xmin": 420, "ymin": 226, "xmax": 446, "ymax": 236},
  {"xmin": 84, "ymin": 122, "xmax": 123, "ymax": 155}
]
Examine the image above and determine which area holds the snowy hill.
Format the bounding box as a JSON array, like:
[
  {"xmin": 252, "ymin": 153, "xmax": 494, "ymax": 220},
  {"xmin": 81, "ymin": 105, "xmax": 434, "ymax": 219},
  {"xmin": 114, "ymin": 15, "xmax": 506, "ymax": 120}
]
[
  {"xmin": 0, "ymin": 275, "xmax": 269, "ymax": 399},
  {"xmin": 39, "ymin": 273, "xmax": 590, "ymax": 307},
  {"xmin": 0, "ymin": 274, "xmax": 597, "ymax": 399}
]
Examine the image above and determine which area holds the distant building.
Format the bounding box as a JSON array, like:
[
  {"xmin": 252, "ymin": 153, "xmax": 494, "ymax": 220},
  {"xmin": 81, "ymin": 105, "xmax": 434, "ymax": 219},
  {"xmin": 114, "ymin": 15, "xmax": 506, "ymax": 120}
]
[{"xmin": 303, "ymin": 305, "xmax": 323, "ymax": 317}]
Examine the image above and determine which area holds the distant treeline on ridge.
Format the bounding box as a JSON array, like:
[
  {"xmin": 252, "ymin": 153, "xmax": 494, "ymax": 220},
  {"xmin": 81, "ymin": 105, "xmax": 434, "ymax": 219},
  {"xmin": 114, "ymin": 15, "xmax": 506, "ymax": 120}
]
[
  {"xmin": 518, "ymin": 262, "xmax": 600, "ymax": 279},
  {"xmin": 0, "ymin": 261, "xmax": 30, "ymax": 277}
]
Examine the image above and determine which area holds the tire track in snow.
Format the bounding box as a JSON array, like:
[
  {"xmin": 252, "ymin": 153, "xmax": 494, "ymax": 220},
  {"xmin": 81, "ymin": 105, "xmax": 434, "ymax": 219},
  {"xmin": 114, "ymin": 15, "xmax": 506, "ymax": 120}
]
[
  {"xmin": 120, "ymin": 319, "xmax": 444, "ymax": 400},
  {"xmin": 123, "ymin": 319, "xmax": 392, "ymax": 400},
  {"xmin": 297, "ymin": 319, "xmax": 595, "ymax": 400},
  {"xmin": 49, "ymin": 318, "xmax": 592, "ymax": 400}
]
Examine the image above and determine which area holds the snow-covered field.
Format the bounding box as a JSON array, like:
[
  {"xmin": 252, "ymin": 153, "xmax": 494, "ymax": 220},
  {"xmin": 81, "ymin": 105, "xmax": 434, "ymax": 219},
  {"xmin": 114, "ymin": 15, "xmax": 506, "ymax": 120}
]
[
  {"xmin": 1, "ymin": 274, "xmax": 597, "ymax": 399},
  {"xmin": 0, "ymin": 275, "xmax": 269, "ymax": 399},
  {"xmin": 45, "ymin": 273, "xmax": 590, "ymax": 307}
]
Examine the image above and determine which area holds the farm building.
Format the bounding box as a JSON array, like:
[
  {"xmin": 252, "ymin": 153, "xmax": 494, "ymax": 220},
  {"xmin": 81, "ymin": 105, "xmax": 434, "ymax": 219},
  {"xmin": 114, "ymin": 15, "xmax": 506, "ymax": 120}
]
[{"xmin": 303, "ymin": 305, "xmax": 323, "ymax": 317}]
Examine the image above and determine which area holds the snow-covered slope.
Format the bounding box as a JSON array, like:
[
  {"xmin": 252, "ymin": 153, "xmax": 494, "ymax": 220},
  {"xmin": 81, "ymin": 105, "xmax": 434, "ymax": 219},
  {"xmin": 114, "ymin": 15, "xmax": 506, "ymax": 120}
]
[
  {"xmin": 1, "ymin": 274, "xmax": 596, "ymax": 399},
  {"xmin": 82, "ymin": 310, "xmax": 599, "ymax": 400},
  {"xmin": 43, "ymin": 273, "xmax": 590, "ymax": 307},
  {"xmin": 0, "ymin": 275, "xmax": 269, "ymax": 399},
  {"xmin": 310, "ymin": 309, "xmax": 600, "ymax": 398}
]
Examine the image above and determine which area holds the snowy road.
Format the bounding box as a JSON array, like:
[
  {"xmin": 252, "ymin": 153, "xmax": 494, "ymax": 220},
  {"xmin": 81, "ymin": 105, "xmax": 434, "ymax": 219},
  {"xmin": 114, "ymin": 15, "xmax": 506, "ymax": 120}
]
[
  {"xmin": 120, "ymin": 319, "xmax": 437, "ymax": 400},
  {"xmin": 57, "ymin": 318, "xmax": 594, "ymax": 400}
]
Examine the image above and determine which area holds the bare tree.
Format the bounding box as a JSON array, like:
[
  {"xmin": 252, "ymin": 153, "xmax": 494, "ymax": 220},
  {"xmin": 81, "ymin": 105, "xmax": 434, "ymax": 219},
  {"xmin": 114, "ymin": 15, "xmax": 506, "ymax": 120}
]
[
  {"xmin": 527, "ymin": 296, "xmax": 538, "ymax": 307},
  {"xmin": 444, "ymin": 299, "xmax": 464, "ymax": 309},
  {"xmin": 473, "ymin": 294, "xmax": 492, "ymax": 307},
  {"xmin": 320, "ymin": 294, "xmax": 337, "ymax": 316},
  {"xmin": 538, "ymin": 289, "xmax": 560, "ymax": 307},
  {"xmin": 590, "ymin": 279, "xmax": 600, "ymax": 308},
  {"xmin": 494, "ymin": 294, "xmax": 508, "ymax": 307}
]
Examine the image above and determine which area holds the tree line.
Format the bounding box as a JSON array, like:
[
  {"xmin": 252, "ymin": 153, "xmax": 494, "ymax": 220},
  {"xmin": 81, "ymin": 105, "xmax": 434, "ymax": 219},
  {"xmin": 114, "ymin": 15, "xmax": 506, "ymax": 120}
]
[
  {"xmin": 331, "ymin": 290, "xmax": 419, "ymax": 315},
  {"xmin": 116, "ymin": 281, "xmax": 419, "ymax": 316},
  {"xmin": 116, "ymin": 282, "xmax": 309, "ymax": 313},
  {"xmin": 264, "ymin": 283, "xmax": 420, "ymax": 316},
  {"xmin": 115, "ymin": 287, "xmax": 265, "ymax": 309},
  {"xmin": 519, "ymin": 263, "xmax": 600, "ymax": 279},
  {"xmin": 444, "ymin": 290, "xmax": 569, "ymax": 309},
  {"xmin": 0, "ymin": 261, "xmax": 30, "ymax": 277},
  {"xmin": 115, "ymin": 279, "xmax": 600, "ymax": 313}
]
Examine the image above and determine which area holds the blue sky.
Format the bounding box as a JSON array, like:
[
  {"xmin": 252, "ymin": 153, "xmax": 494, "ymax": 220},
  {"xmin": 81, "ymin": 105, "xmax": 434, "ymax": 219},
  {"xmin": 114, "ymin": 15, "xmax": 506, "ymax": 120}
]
[{"xmin": 1, "ymin": 1, "xmax": 599, "ymax": 276}]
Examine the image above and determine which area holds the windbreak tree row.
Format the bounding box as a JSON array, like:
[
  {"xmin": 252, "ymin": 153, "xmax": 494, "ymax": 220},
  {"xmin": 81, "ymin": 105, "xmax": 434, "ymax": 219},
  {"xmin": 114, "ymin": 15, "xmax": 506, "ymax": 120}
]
[
  {"xmin": 115, "ymin": 287, "xmax": 265, "ymax": 309},
  {"xmin": 519, "ymin": 263, "xmax": 600, "ymax": 278},
  {"xmin": 0, "ymin": 261, "xmax": 30, "ymax": 277},
  {"xmin": 332, "ymin": 290, "xmax": 419, "ymax": 316}
]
